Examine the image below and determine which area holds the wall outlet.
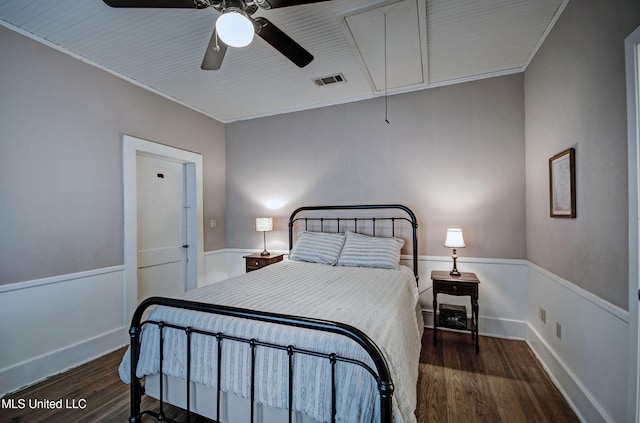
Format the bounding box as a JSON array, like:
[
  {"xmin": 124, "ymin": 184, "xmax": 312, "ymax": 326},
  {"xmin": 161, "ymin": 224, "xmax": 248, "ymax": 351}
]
[
  {"xmin": 556, "ymin": 322, "xmax": 562, "ymax": 339},
  {"xmin": 539, "ymin": 307, "xmax": 546, "ymax": 324},
  {"xmin": 209, "ymin": 219, "xmax": 217, "ymax": 229}
]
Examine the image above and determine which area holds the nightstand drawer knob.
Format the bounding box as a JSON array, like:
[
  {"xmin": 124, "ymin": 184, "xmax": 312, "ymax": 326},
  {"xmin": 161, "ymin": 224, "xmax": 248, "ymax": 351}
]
[
  {"xmin": 255, "ymin": 261, "xmax": 260, "ymax": 266},
  {"xmin": 452, "ymin": 285, "xmax": 458, "ymax": 291}
]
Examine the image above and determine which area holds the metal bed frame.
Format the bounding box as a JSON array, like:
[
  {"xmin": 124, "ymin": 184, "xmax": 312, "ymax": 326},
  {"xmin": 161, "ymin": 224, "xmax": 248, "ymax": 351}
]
[{"xmin": 128, "ymin": 204, "xmax": 419, "ymax": 423}]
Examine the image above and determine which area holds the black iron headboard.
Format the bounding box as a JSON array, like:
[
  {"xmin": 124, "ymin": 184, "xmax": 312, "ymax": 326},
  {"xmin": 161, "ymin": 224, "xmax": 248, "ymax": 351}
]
[{"xmin": 288, "ymin": 204, "xmax": 419, "ymax": 283}]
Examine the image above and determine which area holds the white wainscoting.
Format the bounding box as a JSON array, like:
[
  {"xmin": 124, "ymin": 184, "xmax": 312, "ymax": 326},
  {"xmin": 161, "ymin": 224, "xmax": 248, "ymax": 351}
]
[
  {"xmin": 0, "ymin": 266, "xmax": 128, "ymax": 396},
  {"xmin": 203, "ymin": 249, "xmax": 229, "ymax": 286},
  {"xmin": 527, "ymin": 263, "xmax": 629, "ymax": 423}
]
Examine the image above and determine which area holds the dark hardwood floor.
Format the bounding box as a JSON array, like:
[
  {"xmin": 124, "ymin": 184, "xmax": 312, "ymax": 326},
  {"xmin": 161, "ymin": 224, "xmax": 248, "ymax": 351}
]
[
  {"xmin": 418, "ymin": 329, "xmax": 579, "ymax": 423},
  {"xmin": 1, "ymin": 330, "xmax": 579, "ymax": 423}
]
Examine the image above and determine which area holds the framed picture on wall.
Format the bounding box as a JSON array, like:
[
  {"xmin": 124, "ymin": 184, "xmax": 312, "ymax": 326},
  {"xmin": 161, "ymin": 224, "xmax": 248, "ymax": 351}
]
[{"xmin": 549, "ymin": 148, "xmax": 576, "ymax": 218}]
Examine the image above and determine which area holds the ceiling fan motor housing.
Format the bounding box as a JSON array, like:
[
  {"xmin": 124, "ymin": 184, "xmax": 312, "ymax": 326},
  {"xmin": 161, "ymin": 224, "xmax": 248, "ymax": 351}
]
[{"xmin": 102, "ymin": 0, "xmax": 323, "ymax": 70}]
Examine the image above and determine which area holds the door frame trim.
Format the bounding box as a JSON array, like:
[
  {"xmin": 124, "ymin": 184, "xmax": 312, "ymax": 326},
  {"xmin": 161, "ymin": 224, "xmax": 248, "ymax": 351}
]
[
  {"xmin": 122, "ymin": 135, "xmax": 204, "ymax": 324},
  {"xmin": 626, "ymin": 24, "xmax": 640, "ymax": 423}
]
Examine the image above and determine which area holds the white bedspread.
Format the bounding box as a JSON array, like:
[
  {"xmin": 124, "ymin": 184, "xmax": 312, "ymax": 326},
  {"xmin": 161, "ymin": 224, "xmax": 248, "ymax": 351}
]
[{"xmin": 119, "ymin": 260, "xmax": 423, "ymax": 423}]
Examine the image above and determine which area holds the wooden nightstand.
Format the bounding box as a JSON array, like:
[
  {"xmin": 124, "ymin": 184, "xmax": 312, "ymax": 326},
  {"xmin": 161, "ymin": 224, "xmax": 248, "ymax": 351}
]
[
  {"xmin": 243, "ymin": 253, "xmax": 284, "ymax": 273},
  {"xmin": 431, "ymin": 270, "xmax": 480, "ymax": 353}
]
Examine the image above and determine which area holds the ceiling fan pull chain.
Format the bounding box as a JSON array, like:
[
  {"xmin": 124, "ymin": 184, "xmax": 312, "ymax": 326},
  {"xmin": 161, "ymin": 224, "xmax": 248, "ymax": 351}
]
[{"xmin": 383, "ymin": 11, "xmax": 389, "ymax": 125}]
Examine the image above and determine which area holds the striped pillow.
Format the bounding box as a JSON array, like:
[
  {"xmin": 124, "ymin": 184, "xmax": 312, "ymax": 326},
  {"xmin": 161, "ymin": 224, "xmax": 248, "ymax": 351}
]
[
  {"xmin": 289, "ymin": 231, "xmax": 346, "ymax": 265},
  {"xmin": 337, "ymin": 231, "xmax": 405, "ymax": 270}
]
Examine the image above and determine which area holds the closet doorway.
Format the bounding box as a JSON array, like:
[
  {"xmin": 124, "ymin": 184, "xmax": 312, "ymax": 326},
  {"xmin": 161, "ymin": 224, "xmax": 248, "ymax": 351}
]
[{"xmin": 122, "ymin": 135, "xmax": 204, "ymax": 324}]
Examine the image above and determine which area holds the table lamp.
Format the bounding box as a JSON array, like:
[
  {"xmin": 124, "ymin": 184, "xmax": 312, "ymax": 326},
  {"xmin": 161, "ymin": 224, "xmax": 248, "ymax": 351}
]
[
  {"xmin": 444, "ymin": 228, "xmax": 465, "ymax": 276},
  {"xmin": 256, "ymin": 217, "xmax": 273, "ymax": 256}
]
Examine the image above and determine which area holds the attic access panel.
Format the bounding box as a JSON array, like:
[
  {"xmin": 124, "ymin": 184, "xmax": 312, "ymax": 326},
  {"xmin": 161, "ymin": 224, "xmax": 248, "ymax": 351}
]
[{"xmin": 343, "ymin": 0, "xmax": 424, "ymax": 92}]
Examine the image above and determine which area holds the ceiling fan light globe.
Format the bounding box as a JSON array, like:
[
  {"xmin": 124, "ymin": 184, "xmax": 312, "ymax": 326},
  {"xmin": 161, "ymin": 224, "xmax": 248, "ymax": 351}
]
[{"xmin": 217, "ymin": 11, "xmax": 254, "ymax": 48}]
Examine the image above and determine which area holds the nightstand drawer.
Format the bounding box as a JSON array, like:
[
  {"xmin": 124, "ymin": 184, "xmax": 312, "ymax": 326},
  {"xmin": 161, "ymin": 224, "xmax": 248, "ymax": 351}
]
[
  {"xmin": 434, "ymin": 280, "xmax": 476, "ymax": 296},
  {"xmin": 247, "ymin": 259, "xmax": 268, "ymax": 271},
  {"xmin": 243, "ymin": 253, "xmax": 284, "ymax": 273}
]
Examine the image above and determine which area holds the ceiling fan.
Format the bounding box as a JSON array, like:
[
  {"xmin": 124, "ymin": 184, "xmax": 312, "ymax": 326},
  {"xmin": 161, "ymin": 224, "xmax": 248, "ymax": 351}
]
[{"xmin": 102, "ymin": 0, "xmax": 329, "ymax": 70}]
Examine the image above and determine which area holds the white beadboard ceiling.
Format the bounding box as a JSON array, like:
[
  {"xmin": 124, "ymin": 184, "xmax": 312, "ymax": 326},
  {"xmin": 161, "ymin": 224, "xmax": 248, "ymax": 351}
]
[{"xmin": 0, "ymin": 0, "xmax": 565, "ymax": 123}]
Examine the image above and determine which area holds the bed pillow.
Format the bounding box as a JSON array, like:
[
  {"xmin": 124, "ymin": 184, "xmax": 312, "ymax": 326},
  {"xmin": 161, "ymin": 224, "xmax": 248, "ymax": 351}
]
[
  {"xmin": 337, "ymin": 231, "xmax": 405, "ymax": 270},
  {"xmin": 289, "ymin": 231, "xmax": 346, "ymax": 265}
]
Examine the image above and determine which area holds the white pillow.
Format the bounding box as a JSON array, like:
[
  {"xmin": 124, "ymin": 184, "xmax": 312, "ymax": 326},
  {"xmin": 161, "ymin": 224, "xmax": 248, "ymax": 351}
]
[
  {"xmin": 289, "ymin": 231, "xmax": 346, "ymax": 265},
  {"xmin": 337, "ymin": 231, "xmax": 404, "ymax": 270}
]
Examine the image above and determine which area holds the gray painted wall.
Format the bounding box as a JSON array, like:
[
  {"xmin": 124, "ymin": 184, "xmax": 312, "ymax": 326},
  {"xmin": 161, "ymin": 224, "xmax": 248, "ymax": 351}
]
[
  {"xmin": 0, "ymin": 27, "xmax": 226, "ymax": 285},
  {"xmin": 524, "ymin": 0, "xmax": 639, "ymax": 311},
  {"xmin": 226, "ymin": 74, "xmax": 526, "ymax": 260}
]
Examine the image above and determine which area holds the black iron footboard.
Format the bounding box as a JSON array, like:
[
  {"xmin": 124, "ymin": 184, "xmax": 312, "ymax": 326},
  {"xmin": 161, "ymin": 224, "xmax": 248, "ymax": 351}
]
[{"xmin": 128, "ymin": 296, "xmax": 395, "ymax": 423}]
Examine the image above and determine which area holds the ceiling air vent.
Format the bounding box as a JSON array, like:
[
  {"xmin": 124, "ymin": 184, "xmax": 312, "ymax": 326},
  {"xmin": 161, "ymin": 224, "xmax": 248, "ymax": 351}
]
[{"xmin": 313, "ymin": 73, "xmax": 346, "ymax": 87}]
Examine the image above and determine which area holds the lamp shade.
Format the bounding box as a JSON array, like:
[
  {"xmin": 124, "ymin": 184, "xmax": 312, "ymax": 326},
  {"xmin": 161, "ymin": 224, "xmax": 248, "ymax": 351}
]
[
  {"xmin": 444, "ymin": 228, "xmax": 465, "ymax": 249},
  {"xmin": 216, "ymin": 10, "xmax": 254, "ymax": 48},
  {"xmin": 256, "ymin": 217, "xmax": 273, "ymax": 232}
]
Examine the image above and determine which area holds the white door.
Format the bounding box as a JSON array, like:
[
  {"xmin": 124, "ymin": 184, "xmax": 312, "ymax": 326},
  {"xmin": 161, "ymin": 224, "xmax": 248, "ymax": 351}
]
[{"xmin": 136, "ymin": 153, "xmax": 188, "ymax": 302}]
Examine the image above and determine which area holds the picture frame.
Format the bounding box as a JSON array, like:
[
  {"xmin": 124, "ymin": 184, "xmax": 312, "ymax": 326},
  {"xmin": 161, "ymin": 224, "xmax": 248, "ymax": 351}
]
[{"xmin": 549, "ymin": 148, "xmax": 576, "ymax": 218}]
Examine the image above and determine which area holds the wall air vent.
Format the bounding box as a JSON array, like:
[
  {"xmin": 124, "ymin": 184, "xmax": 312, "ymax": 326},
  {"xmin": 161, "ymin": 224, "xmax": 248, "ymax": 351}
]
[{"xmin": 313, "ymin": 73, "xmax": 346, "ymax": 86}]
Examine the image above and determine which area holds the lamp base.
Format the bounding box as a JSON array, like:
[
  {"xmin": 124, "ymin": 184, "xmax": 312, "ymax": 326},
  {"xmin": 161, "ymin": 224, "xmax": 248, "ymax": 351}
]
[
  {"xmin": 260, "ymin": 231, "xmax": 269, "ymax": 256},
  {"xmin": 450, "ymin": 250, "xmax": 461, "ymax": 276}
]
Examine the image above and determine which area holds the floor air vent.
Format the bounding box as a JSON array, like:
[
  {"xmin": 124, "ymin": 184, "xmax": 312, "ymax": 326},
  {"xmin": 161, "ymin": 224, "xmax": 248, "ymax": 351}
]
[{"xmin": 313, "ymin": 73, "xmax": 346, "ymax": 86}]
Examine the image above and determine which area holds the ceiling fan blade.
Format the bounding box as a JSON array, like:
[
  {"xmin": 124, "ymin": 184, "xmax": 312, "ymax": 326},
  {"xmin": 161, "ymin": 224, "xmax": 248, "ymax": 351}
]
[
  {"xmin": 201, "ymin": 30, "xmax": 227, "ymax": 70},
  {"xmin": 255, "ymin": 0, "xmax": 330, "ymax": 10},
  {"xmin": 103, "ymin": 0, "xmax": 206, "ymax": 8},
  {"xmin": 254, "ymin": 17, "xmax": 313, "ymax": 68}
]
